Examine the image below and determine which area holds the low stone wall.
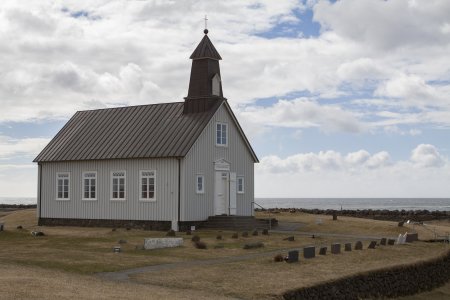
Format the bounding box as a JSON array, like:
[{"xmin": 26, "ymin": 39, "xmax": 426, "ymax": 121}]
[
  {"xmin": 283, "ymin": 249, "xmax": 450, "ymax": 300},
  {"xmin": 38, "ymin": 218, "xmax": 171, "ymax": 231},
  {"xmin": 257, "ymin": 208, "xmax": 450, "ymax": 222}
]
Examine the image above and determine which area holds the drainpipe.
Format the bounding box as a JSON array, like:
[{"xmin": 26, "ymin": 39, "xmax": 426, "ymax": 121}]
[
  {"xmin": 38, "ymin": 163, "xmax": 42, "ymax": 222},
  {"xmin": 177, "ymin": 158, "xmax": 181, "ymax": 230}
]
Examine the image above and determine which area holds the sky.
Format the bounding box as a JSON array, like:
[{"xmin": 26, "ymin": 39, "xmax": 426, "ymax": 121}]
[{"xmin": 1, "ymin": 0, "xmax": 450, "ymax": 199}]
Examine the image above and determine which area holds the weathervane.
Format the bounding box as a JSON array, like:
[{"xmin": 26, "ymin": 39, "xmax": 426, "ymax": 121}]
[{"xmin": 204, "ymin": 15, "xmax": 208, "ymax": 34}]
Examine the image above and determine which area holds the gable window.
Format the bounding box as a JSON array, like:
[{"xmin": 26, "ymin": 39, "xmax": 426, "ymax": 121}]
[
  {"xmin": 140, "ymin": 170, "xmax": 156, "ymax": 201},
  {"xmin": 82, "ymin": 171, "xmax": 97, "ymax": 200},
  {"xmin": 216, "ymin": 122, "xmax": 228, "ymax": 146},
  {"xmin": 56, "ymin": 172, "xmax": 70, "ymax": 200},
  {"xmin": 237, "ymin": 176, "xmax": 244, "ymax": 194},
  {"xmin": 196, "ymin": 175, "xmax": 205, "ymax": 194},
  {"xmin": 111, "ymin": 171, "xmax": 126, "ymax": 201}
]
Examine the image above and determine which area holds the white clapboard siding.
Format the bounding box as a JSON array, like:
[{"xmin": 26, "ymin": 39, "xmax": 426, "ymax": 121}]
[
  {"xmin": 181, "ymin": 103, "xmax": 255, "ymax": 221},
  {"xmin": 39, "ymin": 158, "xmax": 178, "ymax": 221}
]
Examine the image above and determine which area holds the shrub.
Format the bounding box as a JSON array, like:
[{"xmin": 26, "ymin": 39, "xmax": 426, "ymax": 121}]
[
  {"xmin": 185, "ymin": 230, "xmax": 192, "ymax": 235},
  {"xmin": 214, "ymin": 243, "xmax": 225, "ymax": 249},
  {"xmin": 262, "ymin": 229, "xmax": 269, "ymax": 235},
  {"xmin": 166, "ymin": 229, "xmax": 176, "ymax": 237},
  {"xmin": 118, "ymin": 239, "xmax": 127, "ymax": 244},
  {"xmin": 16, "ymin": 225, "xmax": 23, "ymax": 230},
  {"xmin": 231, "ymin": 233, "xmax": 238, "ymax": 239},
  {"xmin": 242, "ymin": 231, "xmax": 249, "ymax": 237},
  {"xmin": 126, "ymin": 228, "xmax": 131, "ymax": 231},
  {"xmin": 252, "ymin": 230, "xmax": 258, "ymax": 236},
  {"xmin": 243, "ymin": 242, "xmax": 264, "ymax": 249},
  {"xmin": 191, "ymin": 235, "xmax": 200, "ymax": 242},
  {"xmin": 194, "ymin": 241, "xmax": 207, "ymax": 249},
  {"xmin": 216, "ymin": 235, "xmax": 222, "ymax": 240},
  {"xmin": 111, "ymin": 228, "xmax": 117, "ymax": 232},
  {"xmin": 274, "ymin": 254, "xmax": 284, "ymax": 262}
]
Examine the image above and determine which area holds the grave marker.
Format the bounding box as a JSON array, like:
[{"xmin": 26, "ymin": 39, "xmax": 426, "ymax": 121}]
[
  {"xmin": 303, "ymin": 246, "xmax": 315, "ymax": 259},
  {"xmin": 287, "ymin": 250, "xmax": 299, "ymax": 263},
  {"xmin": 331, "ymin": 243, "xmax": 341, "ymax": 254},
  {"xmin": 354, "ymin": 241, "xmax": 363, "ymax": 250},
  {"xmin": 344, "ymin": 243, "xmax": 352, "ymax": 251},
  {"xmin": 319, "ymin": 246, "xmax": 327, "ymax": 255},
  {"xmin": 380, "ymin": 238, "xmax": 387, "ymax": 245},
  {"xmin": 368, "ymin": 241, "xmax": 377, "ymax": 249},
  {"xmin": 388, "ymin": 239, "xmax": 395, "ymax": 245}
]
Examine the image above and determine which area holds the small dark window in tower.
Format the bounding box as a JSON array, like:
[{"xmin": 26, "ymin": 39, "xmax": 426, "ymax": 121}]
[{"xmin": 212, "ymin": 73, "xmax": 221, "ymax": 96}]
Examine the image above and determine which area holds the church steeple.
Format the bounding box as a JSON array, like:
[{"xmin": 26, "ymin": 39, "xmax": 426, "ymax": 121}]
[{"xmin": 184, "ymin": 29, "xmax": 224, "ymax": 114}]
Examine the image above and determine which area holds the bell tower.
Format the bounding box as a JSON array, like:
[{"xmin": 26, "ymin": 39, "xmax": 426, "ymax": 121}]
[{"xmin": 184, "ymin": 28, "xmax": 224, "ymax": 114}]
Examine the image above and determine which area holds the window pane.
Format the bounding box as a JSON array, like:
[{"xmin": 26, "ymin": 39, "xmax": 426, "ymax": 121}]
[
  {"xmin": 58, "ymin": 191, "xmax": 62, "ymax": 198},
  {"xmin": 119, "ymin": 191, "xmax": 124, "ymax": 198},
  {"xmin": 84, "ymin": 191, "xmax": 89, "ymax": 198},
  {"xmin": 64, "ymin": 191, "xmax": 68, "ymax": 198},
  {"xmin": 141, "ymin": 191, "xmax": 147, "ymax": 199},
  {"xmin": 84, "ymin": 179, "xmax": 89, "ymax": 188},
  {"xmin": 149, "ymin": 191, "xmax": 154, "ymax": 199},
  {"xmin": 142, "ymin": 178, "xmax": 147, "ymax": 185},
  {"xmin": 149, "ymin": 184, "xmax": 154, "ymax": 192},
  {"xmin": 142, "ymin": 184, "xmax": 147, "ymax": 192}
]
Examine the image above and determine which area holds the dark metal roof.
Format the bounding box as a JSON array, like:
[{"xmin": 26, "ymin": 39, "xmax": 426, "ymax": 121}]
[
  {"xmin": 34, "ymin": 100, "xmax": 224, "ymax": 162},
  {"xmin": 190, "ymin": 34, "xmax": 222, "ymax": 60}
]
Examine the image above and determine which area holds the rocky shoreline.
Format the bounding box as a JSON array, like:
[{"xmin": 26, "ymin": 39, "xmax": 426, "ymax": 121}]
[{"xmin": 256, "ymin": 207, "xmax": 450, "ymax": 222}]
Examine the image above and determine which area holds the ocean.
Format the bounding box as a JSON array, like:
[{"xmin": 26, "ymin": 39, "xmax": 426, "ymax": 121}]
[
  {"xmin": 1, "ymin": 197, "xmax": 449, "ymax": 211},
  {"xmin": 255, "ymin": 198, "xmax": 450, "ymax": 211}
]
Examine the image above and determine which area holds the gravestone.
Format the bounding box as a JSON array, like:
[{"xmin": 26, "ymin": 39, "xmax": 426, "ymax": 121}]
[
  {"xmin": 396, "ymin": 234, "xmax": 404, "ymax": 245},
  {"xmin": 319, "ymin": 246, "xmax": 327, "ymax": 255},
  {"xmin": 144, "ymin": 238, "xmax": 183, "ymax": 250},
  {"xmin": 405, "ymin": 233, "xmax": 418, "ymax": 243},
  {"xmin": 344, "ymin": 243, "xmax": 352, "ymax": 251},
  {"xmin": 354, "ymin": 241, "xmax": 363, "ymax": 250},
  {"xmin": 284, "ymin": 236, "xmax": 295, "ymax": 241},
  {"xmin": 388, "ymin": 239, "xmax": 395, "ymax": 245},
  {"xmin": 332, "ymin": 212, "xmax": 338, "ymax": 221},
  {"xmin": 380, "ymin": 238, "xmax": 387, "ymax": 245},
  {"xmin": 368, "ymin": 241, "xmax": 377, "ymax": 249},
  {"xmin": 0, "ymin": 223, "xmax": 3, "ymax": 231},
  {"xmin": 303, "ymin": 246, "xmax": 315, "ymax": 259},
  {"xmin": 113, "ymin": 245, "xmax": 121, "ymax": 253},
  {"xmin": 331, "ymin": 243, "xmax": 341, "ymax": 254},
  {"xmin": 398, "ymin": 221, "xmax": 404, "ymax": 227},
  {"xmin": 287, "ymin": 250, "xmax": 299, "ymax": 263}
]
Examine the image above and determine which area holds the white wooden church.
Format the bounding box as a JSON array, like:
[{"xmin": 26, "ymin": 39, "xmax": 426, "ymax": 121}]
[{"xmin": 34, "ymin": 29, "xmax": 259, "ymax": 231}]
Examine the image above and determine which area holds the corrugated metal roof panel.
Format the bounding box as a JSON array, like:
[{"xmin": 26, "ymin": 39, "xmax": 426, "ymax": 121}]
[{"xmin": 34, "ymin": 101, "xmax": 222, "ymax": 162}]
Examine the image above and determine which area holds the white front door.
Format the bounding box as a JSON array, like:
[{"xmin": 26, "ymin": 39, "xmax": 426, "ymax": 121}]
[{"xmin": 214, "ymin": 172, "xmax": 228, "ymax": 215}]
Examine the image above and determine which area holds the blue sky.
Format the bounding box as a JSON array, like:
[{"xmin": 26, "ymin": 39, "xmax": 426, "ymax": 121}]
[{"xmin": 1, "ymin": 0, "xmax": 450, "ymax": 199}]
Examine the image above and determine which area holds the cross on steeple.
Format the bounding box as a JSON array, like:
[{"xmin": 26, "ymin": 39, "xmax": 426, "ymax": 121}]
[{"xmin": 204, "ymin": 15, "xmax": 208, "ymax": 34}]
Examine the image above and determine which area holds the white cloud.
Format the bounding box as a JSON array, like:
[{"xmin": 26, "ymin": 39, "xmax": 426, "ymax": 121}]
[
  {"xmin": 0, "ymin": 136, "xmax": 50, "ymax": 160},
  {"xmin": 314, "ymin": 0, "xmax": 450, "ymax": 50},
  {"xmin": 410, "ymin": 144, "xmax": 446, "ymax": 168},
  {"xmin": 256, "ymin": 144, "xmax": 450, "ymax": 197},
  {"xmin": 239, "ymin": 98, "xmax": 365, "ymax": 134}
]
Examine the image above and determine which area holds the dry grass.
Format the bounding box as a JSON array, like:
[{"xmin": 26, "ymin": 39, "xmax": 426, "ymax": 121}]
[
  {"xmin": 1, "ymin": 209, "xmax": 449, "ymax": 299},
  {"xmin": 257, "ymin": 211, "xmax": 450, "ymax": 240},
  {"xmin": 132, "ymin": 242, "xmax": 449, "ymax": 299},
  {"xmin": 0, "ymin": 263, "xmax": 231, "ymax": 300}
]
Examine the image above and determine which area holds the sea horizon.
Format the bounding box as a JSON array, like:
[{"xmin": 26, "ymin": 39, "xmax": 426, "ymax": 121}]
[{"xmin": 1, "ymin": 196, "xmax": 449, "ymax": 211}]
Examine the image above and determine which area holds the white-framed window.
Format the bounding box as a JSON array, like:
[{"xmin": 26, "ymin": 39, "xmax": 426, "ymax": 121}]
[
  {"xmin": 216, "ymin": 122, "xmax": 228, "ymax": 146},
  {"xmin": 111, "ymin": 171, "xmax": 126, "ymax": 201},
  {"xmin": 140, "ymin": 170, "xmax": 156, "ymax": 201},
  {"xmin": 82, "ymin": 171, "xmax": 97, "ymax": 200},
  {"xmin": 196, "ymin": 175, "xmax": 205, "ymax": 194},
  {"xmin": 237, "ymin": 176, "xmax": 244, "ymax": 194},
  {"xmin": 56, "ymin": 172, "xmax": 70, "ymax": 200}
]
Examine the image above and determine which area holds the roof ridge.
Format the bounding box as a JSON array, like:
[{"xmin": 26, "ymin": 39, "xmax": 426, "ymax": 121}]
[{"xmin": 76, "ymin": 101, "xmax": 184, "ymax": 113}]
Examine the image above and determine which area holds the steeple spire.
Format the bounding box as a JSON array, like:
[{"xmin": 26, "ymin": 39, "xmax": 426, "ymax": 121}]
[{"xmin": 184, "ymin": 28, "xmax": 224, "ymax": 114}]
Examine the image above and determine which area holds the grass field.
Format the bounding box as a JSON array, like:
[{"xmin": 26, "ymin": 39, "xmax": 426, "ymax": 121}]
[{"xmin": 1, "ymin": 209, "xmax": 449, "ymax": 299}]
